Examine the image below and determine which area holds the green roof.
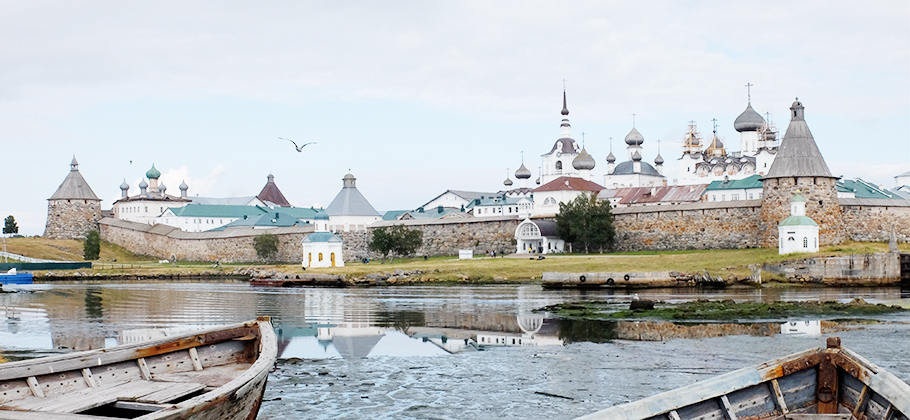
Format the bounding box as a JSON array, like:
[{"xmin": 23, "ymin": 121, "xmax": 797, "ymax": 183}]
[
  {"xmin": 837, "ymin": 179, "xmax": 898, "ymax": 199},
  {"xmin": 166, "ymin": 204, "xmax": 267, "ymax": 218},
  {"xmin": 779, "ymin": 215, "xmax": 818, "ymax": 226},
  {"xmin": 302, "ymin": 232, "xmax": 343, "ymax": 243},
  {"xmin": 212, "ymin": 213, "xmax": 309, "ymax": 230},
  {"xmin": 464, "ymin": 195, "xmax": 524, "ymax": 209},
  {"xmin": 382, "ymin": 210, "xmax": 409, "ymax": 221},
  {"xmin": 146, "ymin": 164, "xmax": 161, "ymax": 179},
  {"xmin": 276, "ymin": 207, "xmax": 328, "ymax": 220},
  {"xmin": 705, "ymin": 174, "xmax": 763, "ymax": 191},
  {"xmin": 791, "ymin": 193, "xmax": 806, "ymax": 202}
]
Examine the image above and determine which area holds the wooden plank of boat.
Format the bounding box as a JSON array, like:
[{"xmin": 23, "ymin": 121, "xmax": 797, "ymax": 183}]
[
  {"xmin": 576, "ymin": 337, "xmax": 910, "ymax": 420},
  {"xmin": 0, "ymin": 317, "xmax": 277, "ymax": 420}
]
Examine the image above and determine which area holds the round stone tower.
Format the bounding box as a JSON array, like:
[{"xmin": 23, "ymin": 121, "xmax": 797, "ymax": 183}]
[
  {"xmin": 759, "ymin": 99, "xmax": 842, "ymax": 247},
  {"xmin": 44, "ymin": 157, "xmax": 103, "ymax": 239}
]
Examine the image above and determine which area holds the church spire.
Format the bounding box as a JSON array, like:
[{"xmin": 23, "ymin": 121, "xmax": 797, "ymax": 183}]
[{"xmin": 561, "ymin": 90, "xmax": 569, "ymax": 116}]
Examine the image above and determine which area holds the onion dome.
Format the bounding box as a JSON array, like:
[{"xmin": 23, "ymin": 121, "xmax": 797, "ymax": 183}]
[
  {"xmin": 625, "ymin": 127, "xmax": 644, "ymax": 145},
  {"xmin": 120, "ymin": 179, "xmax": 130, "ymax": 191},
  {"xmin": 631, "ymin": 151, "xmax": 642, "ymax": 162},
  {"xmin": 138, "ymin": 180, "xmax": 148, "ymax": 189},
  {"xmin": 515, "ymin": 163, "xmax": 532, "ymax": 179},
  {"xmin": 606, "ymin": 152, "xmax": 616, "ymax": 163},
  {"xmin": 146, "ymin": 164, "xmax": 161, "ymax": 180},
  {"xmin": 572, "ymin": 148, "xmax": 596, "ymax": 170},
  {"xmin": 179, "ymin": 180, "xmax": 188, "ymax": 191},
  {"xmin": 504, "ymin": 177, "xmax": 513, "ymax": 186},
  {"xmin": 734, "ymin": 103, "xmax": 765, "ymax": 132},
  {"xmin": 158, "ymin": 182, "xmax": 166, "ymax": 193},
  {"xmin": 654, "ymin": 153, "xmax": 664, "ymax": 165}
]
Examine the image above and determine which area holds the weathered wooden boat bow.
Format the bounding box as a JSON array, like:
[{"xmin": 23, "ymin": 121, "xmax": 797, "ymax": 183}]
[
  {"xmin": 0, "ymin": 316, "xmax": 278, "ymax": 420},
  {"xmin": 577, "ymin": 336, "xmax": 909, "ymax": 420}
]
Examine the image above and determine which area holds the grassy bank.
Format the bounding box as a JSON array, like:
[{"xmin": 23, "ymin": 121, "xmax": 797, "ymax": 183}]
[{"xmin": 5, "ymin": 237, "xmax": 908, "ymax": 283}]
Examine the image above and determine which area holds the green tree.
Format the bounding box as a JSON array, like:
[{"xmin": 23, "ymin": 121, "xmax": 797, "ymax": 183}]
[
  {"xmin": 369, "ymin": 225, "xmax": 424, "ymax": 261},
  {"xmin": 3, "ymin": 215, "xmax": 17, "ymax": 235},
  {"xmin": 83, "ymin": 230, "xmax": 101, "ymax": 260},
  {"xmin": 555, "ymin": 192, "xmax": 615, "ymax": 253},
  {"xmin": 253, "ymin": 233, "xmax": 279, "ymax": 262}
]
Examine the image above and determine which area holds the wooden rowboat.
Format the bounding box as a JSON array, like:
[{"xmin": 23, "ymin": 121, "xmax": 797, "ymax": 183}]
[
  {"xmin": 577, "ymin": 337, "xmax": 909, "ymax": 420},
  {"xmin": 0, "ymin": 317, "xmax": 277, "ymax": 420}
]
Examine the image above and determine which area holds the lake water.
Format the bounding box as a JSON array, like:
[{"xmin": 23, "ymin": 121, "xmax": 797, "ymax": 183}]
[{"xmin": 1, "ymin": 282, "xmax": 908, "ymax": 419}]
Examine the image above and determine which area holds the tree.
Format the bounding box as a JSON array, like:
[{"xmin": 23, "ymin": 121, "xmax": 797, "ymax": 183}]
[
  {"xmin": 3, "ymin": 215, "xmax": 17, "ymax": 236},
  {"xmin": 83, "ymin": 230, "xmax": 101, "ymax": 260},
  {"xmin": 555, "ymin": 192, "xmax": 615, "ymax": 253},
  {"xmin": 369, "ymin": 225, "xmax": 423, "ymax": 260},
  {"xmin": 253, "ymin": 233, "xmax": 279, "ymax": 262}
]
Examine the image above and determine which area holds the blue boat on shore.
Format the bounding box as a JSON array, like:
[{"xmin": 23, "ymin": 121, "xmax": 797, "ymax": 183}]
[{"xmin": 0, "ymin": 268, "xmax": 33, "ymax": 284}]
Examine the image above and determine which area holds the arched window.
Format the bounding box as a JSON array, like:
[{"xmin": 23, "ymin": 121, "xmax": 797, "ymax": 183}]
[
  {"xmin": 555, "ymin": 161, "xmax": 562, "ymax": 170},
  {"xmin": 318, "ymin": 253, "xmax": 324, "ymax": 261},
  {"xmin": 803, "ymin": 237, "xmax": 808, "ymax": 248},
  {"xmin": 518, "ymin": 223, "xmax": 541, "ymax": 237}
]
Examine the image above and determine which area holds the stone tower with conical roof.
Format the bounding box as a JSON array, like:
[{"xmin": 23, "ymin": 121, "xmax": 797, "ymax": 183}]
[
  {"xmin": 44, "ymin": 157, "xmax": 103, "ymax": 239},
  {"xmin": 759, "ymin": 99, "xmax": 842, "ymax": 247}
]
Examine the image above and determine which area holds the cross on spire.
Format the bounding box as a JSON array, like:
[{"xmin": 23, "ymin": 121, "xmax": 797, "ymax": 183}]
[
  {"xmin": 562, "ymin": 79, "xmax": 567, "ymax": 90},
  {"xmin": 581, "ymin": 132, "xmax": 585, "ymax": 148},
  {"xmin": 632, "ymin": 113, "xmax": 636, "ymax": 127},
  {"xmin": 657, "ymin": 139, "xmax": 661, "ymax": 153},
  {"xmin": 520, "ymin": 150, "xmax": 524, "ymax": 164},
  {"xmin": 745, "ymin": 83, "xmax": 753, "ymax": 103},
  {"xmin": 608, "ymin": 137, "xmax": 613, "ymax": 152},
  {"xmin": 711, "ymin": 118, "xmax": 718, "ymax": 134}
]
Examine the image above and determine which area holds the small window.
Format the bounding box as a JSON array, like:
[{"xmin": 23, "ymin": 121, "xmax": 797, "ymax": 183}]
[{"xmin": 803, "ymin": 238, "xmax": 808, "ymax": 248}]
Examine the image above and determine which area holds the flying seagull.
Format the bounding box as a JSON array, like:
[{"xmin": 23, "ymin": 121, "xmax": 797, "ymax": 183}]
[{"xmin": 279, "ymin": 137, "xmax": 316, "ymax": 152}]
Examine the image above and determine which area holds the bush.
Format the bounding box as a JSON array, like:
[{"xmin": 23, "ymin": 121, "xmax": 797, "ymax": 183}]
[
  {"xmin": 83, "ymin": 230, "xmax": 101, "ymax": 260},
  {"xmin": 253, "ymin": 233, "xmax": 279, "ymax": 262},
  {"xmin": 369, "ymin": 225, "xmax": 423, "ymax": 260}
]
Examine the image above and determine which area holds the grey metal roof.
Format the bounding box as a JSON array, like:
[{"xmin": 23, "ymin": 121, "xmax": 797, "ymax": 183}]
[
  {"xmin": 763, "ymin": 100, "xmax": 835, "ymax": 179},
  {"xmin": 610, "ymin": 199, "xmax": 761, "ymax": 215},
  {"xmin": 654, "ymin": 154, "xmax": 664, "ymax": 165},
  {"xmin": 546, "ymin": 137, "xmax": 579, "ymax": 154},
  {"xmin": 572, "ymin": 148, "xmax": 595, "ymax": 170},
  {"xmin": 624, "ymin": 127, "xmax": 644, "ymax": 145},
  {"xmin": 326, "ymin": 174, "xmax": 380, "ymax": 216},
  {"xmin": 611, "ymin": 161, "xmax": 661, "ymax": 176},
  {"xmin": 838, "ymin": 197, "xmax": 910, "ymax": 207},
  {"xmin": 734, "ymin": 103, "xmax": 765, "ymax": 132},
  {"xmin": 606, "ymin": 152, "xmax": 616, "ymax": 163},
  {"xmin": 515, "ymin": 163, "xmax": 532, "ymax": 179},
  {"xmin": 49, "ymin": 161, "xmax": 101, "ymax": 201}
]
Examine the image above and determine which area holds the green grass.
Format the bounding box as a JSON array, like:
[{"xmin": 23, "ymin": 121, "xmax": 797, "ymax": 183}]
[{"xmin": 6, "ymin": 238, "xmax": 907, "ymax": 282}]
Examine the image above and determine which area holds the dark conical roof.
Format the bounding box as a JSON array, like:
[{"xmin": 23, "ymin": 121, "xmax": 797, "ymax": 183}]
[
  {"xmin": 257, "ymin": 174, "xmax": 291, "ymax": 207},
  {"xmin": 734, "ymin": 103, "xmax": 765, "ymax": 132},
  {"xmin": 49, "ymin": 158, "xmax": 101, "ymax": 201},
  {"xmin": 763, "ymin": 99, "xmax": 835, "ymax": 179},
  {"xmin": 561, "ymin": 91, "xmax": 569, "ymax": 116}
]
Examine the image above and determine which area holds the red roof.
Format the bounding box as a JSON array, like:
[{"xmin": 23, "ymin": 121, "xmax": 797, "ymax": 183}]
[
  {"xmin": 534, "ymin": 176, "xmax": 604, "ymax": 193},
  {"xmin": 257, "ymin": 175, "xmax": 291, "ymax": 207},
  {"xmin": 599, "ymin": 184, "xmax": 707, "ymax": 205}
]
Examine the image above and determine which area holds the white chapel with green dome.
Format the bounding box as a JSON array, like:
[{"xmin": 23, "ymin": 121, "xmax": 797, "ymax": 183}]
[{"xmin": 778, "ymin": 192, "xmax": 819, "ymax": 254}]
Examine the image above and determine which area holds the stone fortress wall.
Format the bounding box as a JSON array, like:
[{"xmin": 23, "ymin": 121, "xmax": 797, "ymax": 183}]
[
  {"xmin": 99, "ymin": 196, "xmax": 910, "ymax": 263},
  {"xmin": 44, "ymin": 199, "xmax": 102, "ymax": 240}
]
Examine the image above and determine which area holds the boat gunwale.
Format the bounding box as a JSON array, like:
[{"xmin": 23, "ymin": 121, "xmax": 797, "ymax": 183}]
[
  {"xmin": 0, "ymin": 319, "xmax": 267, "ymax": 382},
  {"xmin": 0, "ymin": 318, "xmax": 277, "ymax": 420},
  {"xmin": 576, "ymin": 343, "xmax": 910, "ymax": 420}
]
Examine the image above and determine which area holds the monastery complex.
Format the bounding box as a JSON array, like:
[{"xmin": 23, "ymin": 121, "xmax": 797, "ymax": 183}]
[{"xmin": 43, "ymin": 89, "xmax": 910, "ymax": 264}]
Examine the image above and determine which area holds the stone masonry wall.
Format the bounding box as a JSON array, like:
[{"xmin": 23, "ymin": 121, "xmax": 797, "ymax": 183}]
[
  {"xmin": 350, "ymin": 218, "xmax": 523, "ymax": 259},
  {"xmin": 841, "ymin": 204, "xmax": 910, "ymax": 243},
  {"xmin": 44, "ymin": 199, "xmax": 102, "ymax": 240},
  {"xmin": 100, "ymin": 219, "xmax": 312, "ymax": 263},
  {"xmin": 759, "ymin": 177, "xmax": 842, "ymax": 247},
  {"xmin": 612, "ymin": 203, "xmax": 763, "ymax": 251}
]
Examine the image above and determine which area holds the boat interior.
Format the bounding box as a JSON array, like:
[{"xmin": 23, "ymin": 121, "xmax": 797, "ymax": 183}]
[
  {"xmin": 638, "ymin": 338, "xmax": 907, "ymax": 420},
  {"xmin": 0, "ymin": 321, "xmax": 266, "ymax": 419}
]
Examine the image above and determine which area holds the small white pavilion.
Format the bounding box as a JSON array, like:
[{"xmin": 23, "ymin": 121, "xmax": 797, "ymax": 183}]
[
  {"xmin": 778, "ymin": 193, "xmax": 819, "ymax": 254},
  {"xmin": 302, "ymin": 214, "xmax": 345, "ymax": 268},
  {"xmin": 515, "ymin": 218, "xmax": 564, "ymax": 254}
]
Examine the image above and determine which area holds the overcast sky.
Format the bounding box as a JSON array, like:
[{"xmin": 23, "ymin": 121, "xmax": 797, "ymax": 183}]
[{"xmin": 1, "ymin": 1, "xmax": 908, "ymax": 235}]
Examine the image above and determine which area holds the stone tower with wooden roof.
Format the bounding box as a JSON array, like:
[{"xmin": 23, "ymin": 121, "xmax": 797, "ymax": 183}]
[
  {"xmin": 44, "ymin": 157, "xmax": 103, "ymax": 239},
  {"xmin": 759, "ymin": 99, "xmax": 842, "ymax": 247}
]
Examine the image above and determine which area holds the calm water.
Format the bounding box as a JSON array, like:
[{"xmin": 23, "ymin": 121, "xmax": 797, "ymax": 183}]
[{"xmin": 1, "ymin": 282, "xmax": 909, "ymax": 419}]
